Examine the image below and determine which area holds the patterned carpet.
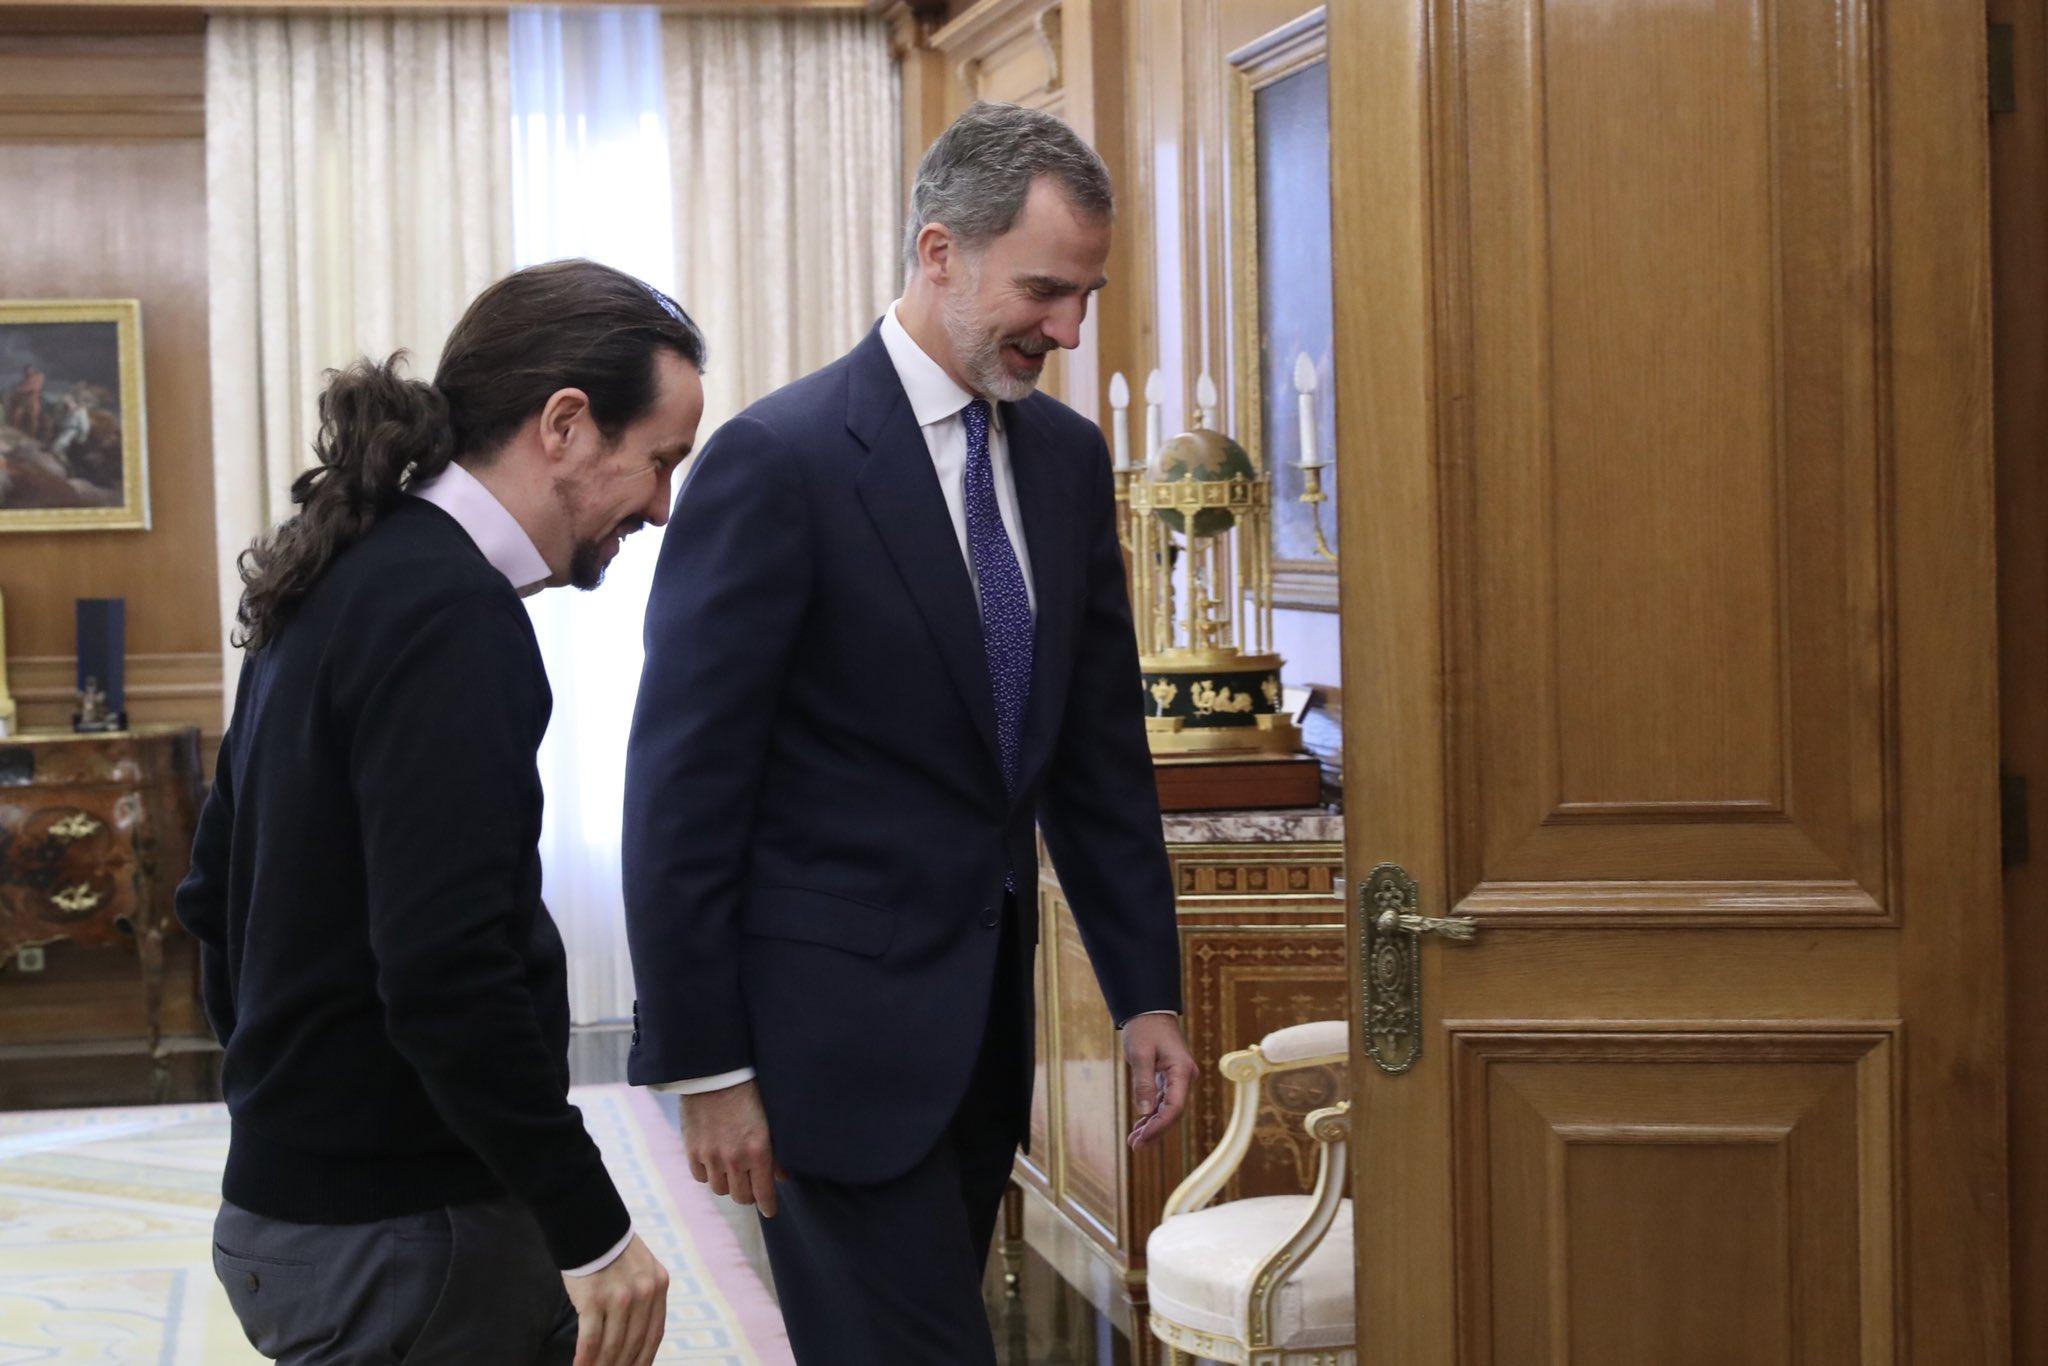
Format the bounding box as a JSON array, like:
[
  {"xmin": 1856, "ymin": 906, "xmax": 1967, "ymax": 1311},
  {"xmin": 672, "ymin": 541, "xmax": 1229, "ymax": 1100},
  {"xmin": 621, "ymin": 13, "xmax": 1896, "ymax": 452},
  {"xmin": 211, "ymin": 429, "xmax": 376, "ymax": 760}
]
[{"xmin": 0, "ymin": 1085, "xmax": 793, "ymax": 1365}]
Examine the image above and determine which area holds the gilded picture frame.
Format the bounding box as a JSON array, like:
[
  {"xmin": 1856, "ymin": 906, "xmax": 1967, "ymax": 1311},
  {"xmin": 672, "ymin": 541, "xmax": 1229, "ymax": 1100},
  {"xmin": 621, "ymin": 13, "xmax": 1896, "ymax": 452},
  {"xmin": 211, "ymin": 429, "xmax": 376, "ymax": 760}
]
[
  {"xmin": 0, "ymin": 299, "xmax": 150, "ymax": 533},
  {"xmin": 0, "ymin": 588, "xmax": 16, "ymax": 737},
  {"xmin": 1229, "ymin": 11, "xmax": 1334, "ymax": 610}
]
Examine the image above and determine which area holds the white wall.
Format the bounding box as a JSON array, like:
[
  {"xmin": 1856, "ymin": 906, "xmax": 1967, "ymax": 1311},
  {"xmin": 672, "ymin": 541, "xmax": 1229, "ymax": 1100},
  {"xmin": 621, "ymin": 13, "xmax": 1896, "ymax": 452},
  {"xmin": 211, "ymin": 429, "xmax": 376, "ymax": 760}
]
[{"xmin": 1275, "ymin": 606, "xmax": 1341, "ymax": 688}]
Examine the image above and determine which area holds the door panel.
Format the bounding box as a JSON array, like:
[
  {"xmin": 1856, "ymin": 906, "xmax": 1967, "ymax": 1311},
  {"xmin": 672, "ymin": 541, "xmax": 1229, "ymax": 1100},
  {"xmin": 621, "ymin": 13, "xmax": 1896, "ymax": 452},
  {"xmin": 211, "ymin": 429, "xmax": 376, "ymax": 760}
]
[
  {"xmin": 1450, "ymin": 0, "xmax": 1887, "ymax": 912},
  {"xmin": 1332, "ymin": 0, "xmax": 2006, "ymax": 1356},
  {"xmin": 1454, "ymin": 1032, "xmax": 1893, "ymax": 1364}
]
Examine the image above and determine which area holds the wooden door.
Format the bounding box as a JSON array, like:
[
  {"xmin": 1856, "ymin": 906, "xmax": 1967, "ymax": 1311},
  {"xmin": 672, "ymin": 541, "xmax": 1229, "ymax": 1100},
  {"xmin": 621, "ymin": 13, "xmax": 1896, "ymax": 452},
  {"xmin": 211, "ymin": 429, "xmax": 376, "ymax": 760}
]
[{"xmin": 1330, "ymin": 0, "xmax": 2008, "ymax": 1361}]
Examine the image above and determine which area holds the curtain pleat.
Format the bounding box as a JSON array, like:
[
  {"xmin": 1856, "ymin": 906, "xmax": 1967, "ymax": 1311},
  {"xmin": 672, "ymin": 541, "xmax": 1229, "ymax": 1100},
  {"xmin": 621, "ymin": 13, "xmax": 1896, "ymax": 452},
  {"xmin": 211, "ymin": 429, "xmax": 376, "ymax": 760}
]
[
  {"xmin": 664, "ymin": 11, "xmax": 901, "ymax": 432},
  {"xmin": 509, "ymin": 6, "xmax": 678, "ymax": 1029},
  {"xmin": 205, "ymin": 13, "xmax": 515, "ymax": 701}
]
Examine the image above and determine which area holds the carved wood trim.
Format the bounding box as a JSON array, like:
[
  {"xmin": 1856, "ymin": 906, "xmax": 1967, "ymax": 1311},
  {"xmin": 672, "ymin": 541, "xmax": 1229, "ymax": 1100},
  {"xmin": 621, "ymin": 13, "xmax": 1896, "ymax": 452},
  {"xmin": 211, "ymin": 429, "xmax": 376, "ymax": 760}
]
[{"xmin": 1453, "ymin": 878, "xmax": 1888, "ymax": 927}]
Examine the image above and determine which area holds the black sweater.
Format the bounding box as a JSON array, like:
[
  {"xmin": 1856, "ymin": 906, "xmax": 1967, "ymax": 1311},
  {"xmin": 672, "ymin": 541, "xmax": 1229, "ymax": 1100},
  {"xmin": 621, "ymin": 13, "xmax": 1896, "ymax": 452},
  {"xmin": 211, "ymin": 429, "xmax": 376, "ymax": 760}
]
[{"xmin": 175, "ymin": 498, "xmax": 628, "ymax": 1268}]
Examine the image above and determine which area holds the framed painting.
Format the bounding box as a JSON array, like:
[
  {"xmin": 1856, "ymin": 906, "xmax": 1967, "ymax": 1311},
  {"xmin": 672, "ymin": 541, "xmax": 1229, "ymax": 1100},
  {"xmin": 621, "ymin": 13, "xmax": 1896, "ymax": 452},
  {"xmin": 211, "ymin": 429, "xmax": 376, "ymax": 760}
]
[
  {"xmin": 0, "ymin": 300, "xmax": 149, "ymax": 533},
  {"xmin": 1229, "ymin": 11, "xmax": 1335, "ymax": 610}
]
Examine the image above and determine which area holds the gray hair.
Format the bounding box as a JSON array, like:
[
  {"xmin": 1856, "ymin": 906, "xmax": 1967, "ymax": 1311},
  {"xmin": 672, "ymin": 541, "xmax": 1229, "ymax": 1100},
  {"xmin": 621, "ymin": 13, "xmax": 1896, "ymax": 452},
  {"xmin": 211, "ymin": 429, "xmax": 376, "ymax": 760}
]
[{"xmin": 902, "ymin": 101, "xmax": 1114, "ymax": 275}]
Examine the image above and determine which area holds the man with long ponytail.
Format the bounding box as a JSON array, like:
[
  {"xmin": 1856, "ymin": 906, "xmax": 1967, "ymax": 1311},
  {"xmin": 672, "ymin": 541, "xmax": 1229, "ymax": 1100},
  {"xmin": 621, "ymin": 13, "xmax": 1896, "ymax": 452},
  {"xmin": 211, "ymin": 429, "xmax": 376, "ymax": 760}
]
[{"xmin": 175, "ymin": 260, "xmax": 706, "ymax": 1366}]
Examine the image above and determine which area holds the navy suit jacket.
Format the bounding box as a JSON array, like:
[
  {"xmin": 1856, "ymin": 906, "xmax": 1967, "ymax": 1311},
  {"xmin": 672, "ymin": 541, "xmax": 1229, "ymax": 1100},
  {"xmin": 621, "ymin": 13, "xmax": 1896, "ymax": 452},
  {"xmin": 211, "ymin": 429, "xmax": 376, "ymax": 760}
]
[{"xmin": 622, "ymin": 323, "xmax": 1181, "ymax": 1184}]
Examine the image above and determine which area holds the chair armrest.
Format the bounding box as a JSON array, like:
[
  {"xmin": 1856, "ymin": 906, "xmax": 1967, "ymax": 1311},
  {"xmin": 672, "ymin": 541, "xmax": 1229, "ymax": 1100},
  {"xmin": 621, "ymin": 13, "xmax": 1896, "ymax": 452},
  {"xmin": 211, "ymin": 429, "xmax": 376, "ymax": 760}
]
[
  {"xmin": 1259, "ymin": 1019, "xmax": 1346, "ymax": 1067},
  {"xmin": 1160, "ymin": 1022, "xmax": 1349, "ymax": 1221},
  {"xmin": 1161, "ymin": 1046, "xmax": 1262, "ymax": 1219},
  {"xmin": 1243, "ymin": 1100, "xmax": 1352, "ymax": 1351}
]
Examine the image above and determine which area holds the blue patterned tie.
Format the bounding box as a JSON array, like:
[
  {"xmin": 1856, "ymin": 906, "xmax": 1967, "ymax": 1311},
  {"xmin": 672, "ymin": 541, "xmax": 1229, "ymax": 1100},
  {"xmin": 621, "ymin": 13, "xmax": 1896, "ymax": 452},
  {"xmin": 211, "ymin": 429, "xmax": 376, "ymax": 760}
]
[{"xmin": 962, "ymin": 399, "xmax": 1034, "ymax": 802}]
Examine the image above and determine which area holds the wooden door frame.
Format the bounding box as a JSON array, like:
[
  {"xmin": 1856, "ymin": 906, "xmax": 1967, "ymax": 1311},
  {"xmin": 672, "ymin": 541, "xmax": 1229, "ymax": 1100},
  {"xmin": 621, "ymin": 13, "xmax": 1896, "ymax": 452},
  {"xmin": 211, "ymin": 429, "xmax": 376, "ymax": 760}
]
[
  {"xmin": 1329, "ymin": 0, "xmax": 1451, "ymax": 1351},
  {"xmin": 1330, "ymin": 0, "xmax": 2009, "ymax": 1356},
  {"xmin": 1991, "ymin": 0, "xmax": 2048, "ymax": 1357}
]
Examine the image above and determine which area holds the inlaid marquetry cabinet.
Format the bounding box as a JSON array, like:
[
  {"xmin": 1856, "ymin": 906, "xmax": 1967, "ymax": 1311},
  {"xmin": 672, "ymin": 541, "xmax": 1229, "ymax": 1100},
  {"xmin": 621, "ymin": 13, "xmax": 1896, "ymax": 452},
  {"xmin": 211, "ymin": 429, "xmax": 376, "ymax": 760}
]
[
  {"xmin": 0, "ymin": 725, "xmax": 216, "ymax": 1106},
  {"xmin": 1016, "ymin": 809, "xmax": 1345, "ymax": 1323}
]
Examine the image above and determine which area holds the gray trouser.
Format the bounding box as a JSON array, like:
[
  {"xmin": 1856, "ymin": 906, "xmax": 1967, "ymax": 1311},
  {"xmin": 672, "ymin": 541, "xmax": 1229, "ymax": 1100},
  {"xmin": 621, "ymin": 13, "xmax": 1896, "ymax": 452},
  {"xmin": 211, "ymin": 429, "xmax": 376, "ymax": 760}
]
[{"xmin": 211, "ymin": 1195, "xmax": 579, "ymax": 1365}]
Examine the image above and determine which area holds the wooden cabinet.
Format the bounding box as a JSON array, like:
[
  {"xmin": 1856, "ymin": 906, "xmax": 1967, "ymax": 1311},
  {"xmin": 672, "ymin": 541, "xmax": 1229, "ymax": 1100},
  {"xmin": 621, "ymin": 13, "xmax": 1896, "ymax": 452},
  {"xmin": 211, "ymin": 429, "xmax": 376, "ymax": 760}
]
[
  {"xmin": 0, "ymin": 725, "xmax": 216, "ymax": 1106},
  {"xmin": 1016, "ymin": 808, "xmax": 1345, "ymax": 1328}
]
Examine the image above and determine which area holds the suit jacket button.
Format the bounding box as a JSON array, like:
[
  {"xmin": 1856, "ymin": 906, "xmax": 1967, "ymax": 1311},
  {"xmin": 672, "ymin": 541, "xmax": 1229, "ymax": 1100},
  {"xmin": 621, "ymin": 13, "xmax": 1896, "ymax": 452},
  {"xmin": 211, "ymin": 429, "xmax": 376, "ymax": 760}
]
[{"xmin": 981, "ymin": 906, "xmax": 999, "ymax": 929}]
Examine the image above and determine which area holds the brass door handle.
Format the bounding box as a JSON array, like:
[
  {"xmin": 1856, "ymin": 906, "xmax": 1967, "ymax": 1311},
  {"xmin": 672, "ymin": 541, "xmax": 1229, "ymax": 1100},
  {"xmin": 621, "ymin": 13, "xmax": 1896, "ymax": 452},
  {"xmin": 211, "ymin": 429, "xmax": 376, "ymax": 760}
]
[
  {"xmin": 1358, "ymin": 863, "xmax": 1480, "ymax": 1076},
  {"xmin": 1375, "ymin": 909, "xmax": 1478, "ymax": 940}
]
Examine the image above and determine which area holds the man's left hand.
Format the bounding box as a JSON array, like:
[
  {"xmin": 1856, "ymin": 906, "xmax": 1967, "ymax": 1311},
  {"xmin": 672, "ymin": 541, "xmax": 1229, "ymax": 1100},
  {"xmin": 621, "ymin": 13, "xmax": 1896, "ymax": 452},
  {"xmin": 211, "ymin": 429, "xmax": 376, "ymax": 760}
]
[{"xmin": 1121, "ymin": 1013, "xmax": 1198, "ymax": 1150}]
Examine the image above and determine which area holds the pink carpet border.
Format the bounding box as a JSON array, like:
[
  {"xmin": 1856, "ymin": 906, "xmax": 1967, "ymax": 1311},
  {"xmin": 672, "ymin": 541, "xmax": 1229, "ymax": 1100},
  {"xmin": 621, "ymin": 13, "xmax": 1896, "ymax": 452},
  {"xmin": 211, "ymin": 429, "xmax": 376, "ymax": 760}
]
[{"xmin": 619, "ymin": 1084, "xmax": 795, "ymax": 1364}]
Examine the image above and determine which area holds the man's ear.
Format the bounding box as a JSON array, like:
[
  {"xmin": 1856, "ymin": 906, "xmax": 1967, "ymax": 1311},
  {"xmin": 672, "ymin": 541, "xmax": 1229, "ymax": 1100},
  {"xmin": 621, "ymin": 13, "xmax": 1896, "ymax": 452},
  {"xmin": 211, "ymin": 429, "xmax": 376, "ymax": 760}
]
[
  {"xmin": 538, "ymin": 387, "xmax": 592, "ymax": 462},
  {"xmin": 917, "ymin": 221, "xmax": 958, "ymax": 286}
]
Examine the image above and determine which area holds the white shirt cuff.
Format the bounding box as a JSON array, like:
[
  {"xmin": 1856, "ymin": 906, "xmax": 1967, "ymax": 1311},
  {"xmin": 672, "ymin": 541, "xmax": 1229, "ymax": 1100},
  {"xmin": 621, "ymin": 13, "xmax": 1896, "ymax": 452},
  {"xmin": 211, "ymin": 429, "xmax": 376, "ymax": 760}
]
[
  {"xmin": 561, "ymin": 1225, "xmax": 634, "ymax": 1277},
  {"xmin": 1119, "ymin": 1009, "xmax": 1180, "ymax": 1027},
  {"xmin": 650, "ymin": 1066, "xmax": 757, "ymax": 1095}
]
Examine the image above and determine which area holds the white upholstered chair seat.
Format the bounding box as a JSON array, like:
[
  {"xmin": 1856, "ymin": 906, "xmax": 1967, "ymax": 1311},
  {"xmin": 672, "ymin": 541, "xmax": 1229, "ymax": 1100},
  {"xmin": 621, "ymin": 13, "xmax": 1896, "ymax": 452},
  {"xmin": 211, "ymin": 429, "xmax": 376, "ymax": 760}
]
[{"xmin": 1148, "ymin": 1194, "xmax": 1355, "ymax": 1350}]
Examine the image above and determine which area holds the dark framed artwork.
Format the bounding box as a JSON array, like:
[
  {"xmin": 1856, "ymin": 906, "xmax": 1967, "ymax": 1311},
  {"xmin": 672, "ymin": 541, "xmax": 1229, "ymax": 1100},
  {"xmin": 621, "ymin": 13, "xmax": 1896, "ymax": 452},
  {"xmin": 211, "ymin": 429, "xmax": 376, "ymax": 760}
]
[
  {"xmin": 1230, "ymin": 12, "xmax": 1335, "ymax": 610},
  {"xmin": 0, "ymin": 300, "xmax": 149, "ymax": 533}
]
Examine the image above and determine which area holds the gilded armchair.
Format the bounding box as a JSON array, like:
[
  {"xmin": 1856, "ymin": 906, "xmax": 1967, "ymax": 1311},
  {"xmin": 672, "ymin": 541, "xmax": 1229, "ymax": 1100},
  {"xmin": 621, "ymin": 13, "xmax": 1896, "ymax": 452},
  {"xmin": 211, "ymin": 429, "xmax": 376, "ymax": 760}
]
[{"xmin": 1145, "ymin": 1019, "xmax": 1356, "ymax": 1366}]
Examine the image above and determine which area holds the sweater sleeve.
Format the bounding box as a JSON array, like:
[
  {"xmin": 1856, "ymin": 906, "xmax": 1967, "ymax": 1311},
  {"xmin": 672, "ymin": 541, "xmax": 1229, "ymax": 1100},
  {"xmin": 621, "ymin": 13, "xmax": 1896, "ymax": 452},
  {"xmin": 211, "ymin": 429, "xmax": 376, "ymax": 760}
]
[
  {"xmin": 173, "ymin": 729, "xmax": 239, "ymax": 1044},
  {"xmin": 351, "ymin": 591, "xmax": 629, "ymax": 1269}
]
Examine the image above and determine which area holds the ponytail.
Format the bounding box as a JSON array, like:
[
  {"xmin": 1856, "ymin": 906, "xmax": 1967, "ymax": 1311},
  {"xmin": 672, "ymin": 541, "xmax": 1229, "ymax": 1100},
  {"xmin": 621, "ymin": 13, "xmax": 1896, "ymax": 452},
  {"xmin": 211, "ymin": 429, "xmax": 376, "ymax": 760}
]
[{"xmin": 233, "ymin": 354, "xmax": 453, "ymax": 651}]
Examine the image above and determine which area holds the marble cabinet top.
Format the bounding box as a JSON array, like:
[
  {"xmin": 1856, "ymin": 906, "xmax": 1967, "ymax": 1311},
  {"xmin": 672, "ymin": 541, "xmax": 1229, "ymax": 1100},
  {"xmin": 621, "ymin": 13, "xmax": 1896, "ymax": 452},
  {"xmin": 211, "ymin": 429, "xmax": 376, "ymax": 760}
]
[{"xmin": 1160, "ymin": 807, "xmax": 1344, "ymax": 845}]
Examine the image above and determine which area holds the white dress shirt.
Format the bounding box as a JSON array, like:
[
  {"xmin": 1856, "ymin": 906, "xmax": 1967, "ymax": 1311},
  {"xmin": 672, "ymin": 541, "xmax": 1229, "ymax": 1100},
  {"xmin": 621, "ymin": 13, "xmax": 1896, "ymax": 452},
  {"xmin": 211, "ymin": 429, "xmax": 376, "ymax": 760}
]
[
  {"xmin": 652, "ymin": 305, "xmax": 1170, "ymax": 1106},
  {"xmin": 877, "ymin": 300, "xmax": 1038, "ymax": 613},
  {"xmin": 410, "ymin": 466, "xmax": 633, "ymax": 1279}
]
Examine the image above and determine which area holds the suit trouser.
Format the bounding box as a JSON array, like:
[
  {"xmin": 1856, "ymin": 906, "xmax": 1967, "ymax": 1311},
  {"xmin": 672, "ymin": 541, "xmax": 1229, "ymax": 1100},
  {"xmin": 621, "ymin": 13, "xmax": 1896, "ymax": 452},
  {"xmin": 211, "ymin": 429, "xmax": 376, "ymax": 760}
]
[
  {"xmin": 211, "ymin": 1194, "xmax": 578, "ymax": 1365},
  {"xmin": 759, "ymin": 898, "xmax": 1032, "ymax": 1366}
]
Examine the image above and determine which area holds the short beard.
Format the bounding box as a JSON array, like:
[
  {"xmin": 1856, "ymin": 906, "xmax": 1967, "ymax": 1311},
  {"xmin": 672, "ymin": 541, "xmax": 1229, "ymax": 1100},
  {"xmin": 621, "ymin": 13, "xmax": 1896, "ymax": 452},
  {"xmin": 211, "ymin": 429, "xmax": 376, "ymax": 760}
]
[
  {"xmin": 554, "ymin": 473, "xmax": 609, "ymax": 591},
  {"xmin": 940, "ymin": 260, "xmax": 1050, "ymax": 403},
  {"xmin": 567, "ymin": 536, "xmax": 607, "ymax": 591}
]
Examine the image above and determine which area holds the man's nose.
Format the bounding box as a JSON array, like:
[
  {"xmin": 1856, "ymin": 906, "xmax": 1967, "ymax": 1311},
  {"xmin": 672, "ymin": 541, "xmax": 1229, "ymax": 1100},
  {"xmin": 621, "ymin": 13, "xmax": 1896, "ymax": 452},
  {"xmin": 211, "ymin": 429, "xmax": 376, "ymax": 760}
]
[
  {"xmin": 646, "ymin": 482, "xmax": 673, "ymax": 529},
  {"xmin": 1045, "ymin": 297, "xmax": 1087, "ymax": 351}
]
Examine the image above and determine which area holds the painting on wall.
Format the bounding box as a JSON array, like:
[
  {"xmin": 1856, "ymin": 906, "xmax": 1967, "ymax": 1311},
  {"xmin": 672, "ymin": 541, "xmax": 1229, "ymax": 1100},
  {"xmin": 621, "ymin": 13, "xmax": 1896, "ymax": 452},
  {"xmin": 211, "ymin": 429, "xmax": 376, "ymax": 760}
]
[
  {"xmin": 1231, "ymin": 13, "xmax": 1335, "ymax": 610},
  {"xmin": 0, "ymin": 300, "xmax": 149, "ymax": 533}
]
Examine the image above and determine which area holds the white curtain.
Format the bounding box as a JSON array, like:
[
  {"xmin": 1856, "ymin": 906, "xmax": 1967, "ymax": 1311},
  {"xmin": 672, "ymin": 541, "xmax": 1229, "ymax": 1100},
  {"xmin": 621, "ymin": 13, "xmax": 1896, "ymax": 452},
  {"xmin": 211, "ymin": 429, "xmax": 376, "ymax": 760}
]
[
  {"xmin": 509, "ymin": 6, "xmax": 677, "ymax": 1026},
  {"xmin": 664, "ymin": 11, "xmax": 902, "ymax": 429},
  {"xmin": 521, "ymin": 10, "xmax": 900, "ymax": 1025},
  {"xmin": 205, "ymin": 14, "xmax": 514, "ymax": 698}
]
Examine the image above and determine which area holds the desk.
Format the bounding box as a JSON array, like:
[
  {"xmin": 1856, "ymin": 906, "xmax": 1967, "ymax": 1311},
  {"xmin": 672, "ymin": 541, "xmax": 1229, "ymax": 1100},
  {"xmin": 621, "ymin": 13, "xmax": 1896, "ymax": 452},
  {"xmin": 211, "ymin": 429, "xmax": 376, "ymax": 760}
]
[
  {"xmin": 1016, "ymin": 808, "xmax": 1348, "ymax": 1330},
  {"xmin": 0, "ymin": 725, "xmax": 214, "ymax": 1105}
]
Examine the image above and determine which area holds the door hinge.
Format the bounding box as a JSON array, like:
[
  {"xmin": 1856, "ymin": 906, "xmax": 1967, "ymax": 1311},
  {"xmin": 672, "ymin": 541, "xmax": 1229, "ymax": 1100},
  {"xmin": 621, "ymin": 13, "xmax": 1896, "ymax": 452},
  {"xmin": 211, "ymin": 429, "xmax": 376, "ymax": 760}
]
[
  {"xmin": 1991, "ymin": 24, "xmax": 2018, "ymax": 115},
  {"xmin": 2003, "ymin": 771, "xmax": 2029, "ymax": 868}
]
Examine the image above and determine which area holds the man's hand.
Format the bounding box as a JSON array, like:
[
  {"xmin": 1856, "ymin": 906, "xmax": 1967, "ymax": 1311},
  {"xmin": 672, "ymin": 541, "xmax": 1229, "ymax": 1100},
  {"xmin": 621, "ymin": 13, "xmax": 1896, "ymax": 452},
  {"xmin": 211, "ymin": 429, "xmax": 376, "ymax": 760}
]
[
  {"xmin": 680, "ymin": 1079, "xmax": 783, "ymax": 1217},
  {"xmin": 1122, "ymin": 1013, "xmax": 1198, "ymax": 1150},
  {"xmin": 562, "ymin": 1233, "xmax": 667, "ymax": 1366}
]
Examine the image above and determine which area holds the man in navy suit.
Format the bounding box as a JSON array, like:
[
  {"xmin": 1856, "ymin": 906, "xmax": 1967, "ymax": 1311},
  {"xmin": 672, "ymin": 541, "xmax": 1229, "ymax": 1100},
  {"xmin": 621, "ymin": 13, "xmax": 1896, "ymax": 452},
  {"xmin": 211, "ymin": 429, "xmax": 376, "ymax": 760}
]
[{"xmin": 622, "ymin": 101, "xmax": 1197, "ymax": 1362}]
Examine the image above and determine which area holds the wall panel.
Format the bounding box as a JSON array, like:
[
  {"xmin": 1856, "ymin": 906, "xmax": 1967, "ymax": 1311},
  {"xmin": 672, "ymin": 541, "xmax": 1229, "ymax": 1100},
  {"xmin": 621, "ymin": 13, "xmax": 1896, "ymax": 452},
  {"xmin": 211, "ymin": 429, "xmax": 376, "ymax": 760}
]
[{"xmin": 0, "ymin": 25, "xmax": 219, "ymax": 749}]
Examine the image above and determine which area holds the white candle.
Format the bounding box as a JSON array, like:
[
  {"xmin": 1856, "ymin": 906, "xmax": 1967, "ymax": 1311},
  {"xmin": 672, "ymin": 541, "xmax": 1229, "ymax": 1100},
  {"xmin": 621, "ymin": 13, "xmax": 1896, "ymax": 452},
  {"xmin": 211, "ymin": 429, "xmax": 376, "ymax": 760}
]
[
  {"xmin": 1108, "ymin": 372, "xmax": 1132, "ymax": 470},
  {"xmin": 1144, "ymin": 369, "xmax": 1166, "ymax": 463},
  {"xmin": 1293, "ymin": 352, "xmax": 1320, "ymax": 467},
  {"xmin": 1196, "ymin": 372, "xmax": 1220, "ymax": 430}
]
